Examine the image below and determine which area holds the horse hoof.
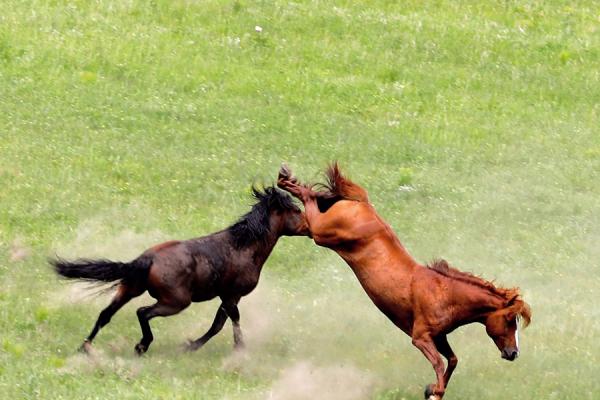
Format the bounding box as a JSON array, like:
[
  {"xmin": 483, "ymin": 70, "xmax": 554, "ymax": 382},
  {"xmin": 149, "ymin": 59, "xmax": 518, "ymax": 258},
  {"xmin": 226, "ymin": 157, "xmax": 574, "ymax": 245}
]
[
  {"xmin": 278, "ymin": 164, "xmax": 297, "ymax": 183},
  {"xmin": 185, "ymin": 340, "xmax": 201, "ymax": 352},
  {"xmin": 134, "ymin": 343, "xmax": 147, "ymax": 356},
  {"xmin": 279, "ymin": 164, "xmax": 292, "ymax": 179},
  {"xmin": 79, "ymin": 340, "xmax": 92, "ymax": 354},
  {"xmin": 233, "ymin": 341, "xmax": 246, "ymax": 352},
  {"xmin": 424, "ymin": 385, "xmax": 442, "ymax": 400}
]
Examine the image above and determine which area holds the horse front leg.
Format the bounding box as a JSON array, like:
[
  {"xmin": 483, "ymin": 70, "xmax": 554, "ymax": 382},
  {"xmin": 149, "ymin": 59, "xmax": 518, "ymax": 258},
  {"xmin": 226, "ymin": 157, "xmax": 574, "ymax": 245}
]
[
  {"xmin": 223, "ymin": 297, "xmax": 244, "ymax": 350},
  {"xmin": 187, "ymin": 303, "xmax": 228, "ymax": 351}
]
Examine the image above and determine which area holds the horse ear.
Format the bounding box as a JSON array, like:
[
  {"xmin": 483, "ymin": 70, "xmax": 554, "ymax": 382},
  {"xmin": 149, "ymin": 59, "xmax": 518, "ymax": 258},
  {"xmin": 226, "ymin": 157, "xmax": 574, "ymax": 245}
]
[
  {"xmin": 506, "ymin": 293, "xmax": 519, "ymax": 307},
  {"xmin": 503, "ymin": 294, "xmax": 521, "ymax": 321},
  {"xmin": 251, "ymin": 185, "xmax": 264, "ymax": 200},
  {"xmin": 504, "ymin": 292, "xmax": 531, "ymax": 327},
  {"xmin": 505, "ymin": 306, "xmax": 518, "ymax": 321}
]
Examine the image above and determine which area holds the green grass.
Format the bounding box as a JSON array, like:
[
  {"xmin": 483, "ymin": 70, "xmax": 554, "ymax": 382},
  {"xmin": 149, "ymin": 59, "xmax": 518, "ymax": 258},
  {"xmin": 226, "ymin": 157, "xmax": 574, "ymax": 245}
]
[{"xmin": 1, "ymin": 0, "xmax": 599, "ymax": 399}]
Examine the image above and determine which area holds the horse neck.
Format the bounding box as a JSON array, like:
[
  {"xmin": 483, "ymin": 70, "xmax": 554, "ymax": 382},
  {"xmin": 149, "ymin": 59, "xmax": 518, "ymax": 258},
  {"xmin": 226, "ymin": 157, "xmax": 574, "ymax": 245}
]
[
  {"xmin": 452, "ymin": 283, "xmax": 507, "ymax": 325},
  {"xmin": 245, "ymin": 228, "xmax": 281, "ymax": 269}
]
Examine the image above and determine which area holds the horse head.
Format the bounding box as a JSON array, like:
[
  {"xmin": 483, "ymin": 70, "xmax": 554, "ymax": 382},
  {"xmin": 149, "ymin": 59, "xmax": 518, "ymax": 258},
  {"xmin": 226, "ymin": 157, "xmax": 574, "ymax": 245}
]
[
  {"xmin": 252, "ymin": 186, "xmax": 309, "ymax": 237},
  {"xmin": 484, "ymin": 293, "xmax": 531, "ymax": 361}
]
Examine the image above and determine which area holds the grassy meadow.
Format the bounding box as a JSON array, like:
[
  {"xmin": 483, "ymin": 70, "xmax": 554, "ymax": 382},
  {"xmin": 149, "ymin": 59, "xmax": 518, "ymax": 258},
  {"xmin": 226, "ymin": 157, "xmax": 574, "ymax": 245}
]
[{"xmin": 1, "ymin": 0, "xmax": 599, "ymax": 399}]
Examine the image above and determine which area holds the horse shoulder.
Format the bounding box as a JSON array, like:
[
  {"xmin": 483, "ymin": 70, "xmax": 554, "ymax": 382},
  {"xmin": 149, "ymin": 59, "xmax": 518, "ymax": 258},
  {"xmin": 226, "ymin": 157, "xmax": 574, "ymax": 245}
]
[{"xmin": 410, "ymin": 269, "xmax": 455, "ymax": 325}]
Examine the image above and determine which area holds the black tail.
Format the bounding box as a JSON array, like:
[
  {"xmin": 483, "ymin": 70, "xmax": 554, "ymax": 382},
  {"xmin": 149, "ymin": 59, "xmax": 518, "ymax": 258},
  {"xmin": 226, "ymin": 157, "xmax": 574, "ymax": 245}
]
[{"xmin": 50, "ymin": 254, "xmax": 153, "ymax": 284}]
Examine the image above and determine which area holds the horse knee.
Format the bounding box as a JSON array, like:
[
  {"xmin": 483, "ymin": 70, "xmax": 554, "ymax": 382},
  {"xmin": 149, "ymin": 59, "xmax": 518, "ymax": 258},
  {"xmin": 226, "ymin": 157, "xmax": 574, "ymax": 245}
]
[{"xmin": 448, "ymin": 355, "xmax": 458, "ymax": 368}]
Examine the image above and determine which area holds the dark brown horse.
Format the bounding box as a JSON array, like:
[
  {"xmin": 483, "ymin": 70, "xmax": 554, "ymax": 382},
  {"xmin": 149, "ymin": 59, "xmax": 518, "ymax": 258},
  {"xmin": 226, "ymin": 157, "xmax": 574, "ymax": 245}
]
[
  {"xmin": 278, "ymin": 164, "xmax": 531, "ymax": 400},
  {"xmin": 51, "ymin": 186, "xmax": 308, "ymax": 355}
]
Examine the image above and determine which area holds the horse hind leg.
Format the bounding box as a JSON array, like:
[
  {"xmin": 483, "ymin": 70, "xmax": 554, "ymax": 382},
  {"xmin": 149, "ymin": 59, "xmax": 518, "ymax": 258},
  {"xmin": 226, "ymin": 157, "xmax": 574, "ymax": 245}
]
[
  {"xmin": 135, "ymin": 300, "xmax": 189, "ymax": 355},
  {"xmin": 434, "ymin": 335, "xmax": 458, "ymax": 389},
  {"xmin": 411, "ymin": 331, "xmax": 447, "ymax": 399},
  {"xmin": 80, "ymin": 284, "xmax": 138, "ymax": 353}
]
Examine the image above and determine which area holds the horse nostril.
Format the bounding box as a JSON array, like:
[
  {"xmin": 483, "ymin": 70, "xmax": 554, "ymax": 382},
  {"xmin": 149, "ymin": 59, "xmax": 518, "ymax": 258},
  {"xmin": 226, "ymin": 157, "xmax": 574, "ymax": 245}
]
[{"xmin": 502, "ymin": 348, "xmax": 519, "ymax": 361}]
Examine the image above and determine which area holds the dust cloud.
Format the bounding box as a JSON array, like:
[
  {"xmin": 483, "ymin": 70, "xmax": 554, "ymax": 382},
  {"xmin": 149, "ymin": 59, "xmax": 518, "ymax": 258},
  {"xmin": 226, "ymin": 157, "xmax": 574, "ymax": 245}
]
[
  {"xmin": 52, "ymin": 215, "xmax": 166, "ymax": 261},
  {"xmin": 266, "ymin": 361, "xmax": 376, "ymax": 400},
  {"xmin": 59, "ymin": 345, "xmax": 143, "ymax": 379},
  {"xmin": 48, "ymin": 204, "xmax": 168, "ymax": 303},
  {"xmin": 9, "ymin": 237, "xmax": 30, "ymax": 262}
]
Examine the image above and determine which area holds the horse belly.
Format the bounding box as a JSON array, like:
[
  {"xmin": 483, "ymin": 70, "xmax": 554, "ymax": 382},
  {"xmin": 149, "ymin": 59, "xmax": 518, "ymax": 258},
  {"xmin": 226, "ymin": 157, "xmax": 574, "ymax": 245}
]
[
  {"xmin": 356, "ymin": 272, "xmax": 414, "ymax": 334},
  {"xmin": 191, "ymin": 289, "xmax": 218, "ymax": 302},
  {"xmin": 189, "ymin": 267, "xmax": 220, "ymax": 301},
  {"xmin": 188, "ymin": 258, "xmax": 221, "ymax": 302},
  {"xmin": 220, "ymin": 269, "xmax": 260, "ymax": 298}
]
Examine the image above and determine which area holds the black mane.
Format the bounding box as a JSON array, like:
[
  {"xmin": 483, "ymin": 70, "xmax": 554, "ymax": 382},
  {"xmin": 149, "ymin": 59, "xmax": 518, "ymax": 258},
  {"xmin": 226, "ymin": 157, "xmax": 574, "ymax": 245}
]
[{"xmin": 228, "ymin": 186, "xmax": 299, "ymax": 248}]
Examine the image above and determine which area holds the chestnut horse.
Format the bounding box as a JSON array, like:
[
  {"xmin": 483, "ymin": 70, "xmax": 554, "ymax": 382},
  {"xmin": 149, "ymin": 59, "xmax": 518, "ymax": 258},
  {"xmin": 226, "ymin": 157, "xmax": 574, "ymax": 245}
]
[
  {"xmin": 278, "ymin": 164, "xmax": 531, "ymax": 400},
  {"xmin": 52, "ymin": 186, "xmax": 308, "ymax": 355}
]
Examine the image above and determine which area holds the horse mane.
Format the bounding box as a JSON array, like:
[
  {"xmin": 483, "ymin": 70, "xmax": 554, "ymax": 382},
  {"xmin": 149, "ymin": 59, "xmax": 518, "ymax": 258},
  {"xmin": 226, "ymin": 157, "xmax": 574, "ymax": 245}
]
[
  {"xmin": 428, "ymin": 259, "xmax": 531, "ymax": 327},
  {"xmin": 319, "ymin": 162, "xmax": 369, "ymax": 202},
  {"xmin": 228, "ymin": 185, "xmax": 298, "ymax": 249}
]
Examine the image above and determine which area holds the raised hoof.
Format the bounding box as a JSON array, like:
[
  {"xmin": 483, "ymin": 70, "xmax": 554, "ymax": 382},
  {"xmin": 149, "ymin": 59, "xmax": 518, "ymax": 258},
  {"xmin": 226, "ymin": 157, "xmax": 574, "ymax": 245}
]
[
  {"xmin": 278, "ymin": 164, "xmax": 297, "ymax": 184},
  {"xmin": 424, "ymin": 384, "xmax": 442, "ymax": 400},
  {"xmin": 134, "ymin": 343, "xmax": 148, "ymax": 356},
  {"xmin": 278, "ymin": 163, "xmax": 292, "ymax": 179},
  {"xmin": 78, "ymin": 340, "xmax": 92, "ymax": 354}
]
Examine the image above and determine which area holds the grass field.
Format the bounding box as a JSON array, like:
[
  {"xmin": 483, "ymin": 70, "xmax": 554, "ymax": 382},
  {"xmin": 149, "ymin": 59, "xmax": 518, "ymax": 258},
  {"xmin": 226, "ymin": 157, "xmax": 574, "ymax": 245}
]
[{"xmin": 1, "ymin": 1, "xmax": 599, "ymax": 399}]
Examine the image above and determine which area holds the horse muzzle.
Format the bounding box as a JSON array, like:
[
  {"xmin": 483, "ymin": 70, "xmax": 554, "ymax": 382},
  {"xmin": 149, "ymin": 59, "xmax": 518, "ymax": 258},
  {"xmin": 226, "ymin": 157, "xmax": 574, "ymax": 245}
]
[{"xmin": 501, "ymin": 347, "xmax": 519, "ymax": 361}]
